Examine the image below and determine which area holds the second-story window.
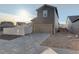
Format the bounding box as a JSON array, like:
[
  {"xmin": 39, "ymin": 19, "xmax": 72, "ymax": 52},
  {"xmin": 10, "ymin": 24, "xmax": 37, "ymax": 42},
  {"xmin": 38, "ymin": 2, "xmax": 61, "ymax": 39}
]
[{"xmin": 43, "ymin": 10, "xmax": 48, "ymax": 17}]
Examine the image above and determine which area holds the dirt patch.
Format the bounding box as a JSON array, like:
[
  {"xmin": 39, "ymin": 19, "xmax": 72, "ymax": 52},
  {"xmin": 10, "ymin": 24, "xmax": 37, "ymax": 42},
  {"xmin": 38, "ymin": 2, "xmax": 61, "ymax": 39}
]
[{"xmin": 41, "ymin": 32, "xmax": 79, "ymax": 51}]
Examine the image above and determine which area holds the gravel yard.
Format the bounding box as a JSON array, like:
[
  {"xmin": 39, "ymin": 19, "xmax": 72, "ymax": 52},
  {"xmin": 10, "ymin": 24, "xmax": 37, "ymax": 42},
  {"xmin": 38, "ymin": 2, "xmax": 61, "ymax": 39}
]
[{"xmin": 42, "ymin": 32, "xmax": 79, "ymax": 51}]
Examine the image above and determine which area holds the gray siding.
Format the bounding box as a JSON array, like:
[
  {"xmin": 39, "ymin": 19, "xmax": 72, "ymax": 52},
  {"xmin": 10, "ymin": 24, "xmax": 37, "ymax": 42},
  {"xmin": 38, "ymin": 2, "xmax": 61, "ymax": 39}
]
[
  {"xmin": 66, "ymin": 18, "xmax": 79, "ymax": 34},
  {"xmin": 71, "ymin": 21, "xmax": 79, "ymax": 34},
  {"xmin": 36, "ymin": 7, "xmax": 54, "ymax": 24}
]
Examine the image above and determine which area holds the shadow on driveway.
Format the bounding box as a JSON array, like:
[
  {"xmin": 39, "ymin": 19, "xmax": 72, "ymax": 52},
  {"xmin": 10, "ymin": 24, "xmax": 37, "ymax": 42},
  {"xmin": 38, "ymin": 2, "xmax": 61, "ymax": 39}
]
[{"xmin": 0, "ymin": 35, "xmax": 23, "ymax": 40}]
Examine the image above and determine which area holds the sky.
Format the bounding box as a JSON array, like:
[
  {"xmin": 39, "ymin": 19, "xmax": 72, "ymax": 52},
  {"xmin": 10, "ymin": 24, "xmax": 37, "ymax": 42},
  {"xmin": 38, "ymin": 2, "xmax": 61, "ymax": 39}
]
[{"xmin": 0, "ymin": 4, "xmax": 79, "ymax": 24}]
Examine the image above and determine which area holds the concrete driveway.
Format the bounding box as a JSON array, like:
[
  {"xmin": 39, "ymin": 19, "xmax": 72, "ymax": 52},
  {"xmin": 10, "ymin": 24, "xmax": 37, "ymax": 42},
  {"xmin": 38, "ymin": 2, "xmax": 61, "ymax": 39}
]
[
  {"xmin": 0, "ymin": 33, "xmax": 50, "ymax": 54},
  {"xmin": 0, "ymin": 32, "xmax": 79, "ymax": 54}
]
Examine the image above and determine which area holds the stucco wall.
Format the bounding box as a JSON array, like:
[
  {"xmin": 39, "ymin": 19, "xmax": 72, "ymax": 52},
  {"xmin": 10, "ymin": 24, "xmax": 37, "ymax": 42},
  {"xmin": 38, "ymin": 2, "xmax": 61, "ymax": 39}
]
[
  {"xmin": 3, "ymin": 27, "xmax": 24, "ymax": 35},
  {"xmin": 24, "ymin": 24, "xmax": 32, "ymax": 34},
  {"xmin": 32, "ymin": 24, "xmax": 53, "ymax": 34},
  {"xmin": 3, "ymin": 24, "xmax": 32, "ymax": 35}
]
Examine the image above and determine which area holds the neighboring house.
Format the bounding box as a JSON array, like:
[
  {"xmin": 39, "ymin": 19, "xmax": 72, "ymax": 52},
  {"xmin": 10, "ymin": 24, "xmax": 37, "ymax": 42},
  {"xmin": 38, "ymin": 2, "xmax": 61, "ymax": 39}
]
[
  {"xmin": 0, "ymin": 21, "xmax": 27, "ymax": 27},
  {"xmin": 0, "ymin": 13, "xmax": 32, "ymax": 35},
  {"xmin": 3, "ymin": 23, "xmax": 32, "ymax": 35},
  {"xmin": 31, "ymin": 4, "xmax": 59, "ymax": 34},
  {"xmin": 66, "ymin": 15, "xmax": 79, "ymax": 34},
  {"xmin": 0, "ymin": 21, "xmax": 16, "ymax": 31},
  {"xmin": 0, "ymin": 21, "xmax": 15, "ymax": 28},
  {"xmin": 16, "ymin": 22, "xmax": 27, "ymax": 26},
  {"xmin": 0, "ymin": 21, "xmax": 32, "ymax": 35}
]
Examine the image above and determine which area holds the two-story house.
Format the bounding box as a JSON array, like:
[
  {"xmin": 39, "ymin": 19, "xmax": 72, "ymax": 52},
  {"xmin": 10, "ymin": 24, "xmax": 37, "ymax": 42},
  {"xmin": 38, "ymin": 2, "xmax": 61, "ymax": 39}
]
[{"xmin": 31, "ymin": 4, "xmax": 59, "ymax": 34}]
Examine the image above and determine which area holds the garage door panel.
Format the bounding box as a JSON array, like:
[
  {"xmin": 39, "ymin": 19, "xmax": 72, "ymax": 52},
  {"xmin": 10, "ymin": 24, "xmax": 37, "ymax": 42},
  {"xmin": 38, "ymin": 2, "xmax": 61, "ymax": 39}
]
[{"xmin": 32, "ymin": 24, "xmax": 53, "ymax": 33}]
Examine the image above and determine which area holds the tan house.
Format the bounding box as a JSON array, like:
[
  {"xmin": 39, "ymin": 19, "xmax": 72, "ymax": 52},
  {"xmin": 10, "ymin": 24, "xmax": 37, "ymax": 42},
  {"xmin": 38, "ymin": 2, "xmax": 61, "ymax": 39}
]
[
  {"xmin": 31, "ymin": 4, "xmax": 59, "ymax": 34},
  {"xmin": 66, "ymin": 15, "xmax": 79, "ymax": 34}
]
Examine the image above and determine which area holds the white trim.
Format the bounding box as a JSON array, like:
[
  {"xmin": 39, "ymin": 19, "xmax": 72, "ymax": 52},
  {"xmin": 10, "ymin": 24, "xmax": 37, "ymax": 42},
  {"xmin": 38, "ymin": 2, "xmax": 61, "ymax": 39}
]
[
  {"xmin": 53, "ymin": 8, "xmax": 56, "ymax": 34},
  {"xmin": 43, "ymin": 10, "xmax": 48, "ymax": 17}
]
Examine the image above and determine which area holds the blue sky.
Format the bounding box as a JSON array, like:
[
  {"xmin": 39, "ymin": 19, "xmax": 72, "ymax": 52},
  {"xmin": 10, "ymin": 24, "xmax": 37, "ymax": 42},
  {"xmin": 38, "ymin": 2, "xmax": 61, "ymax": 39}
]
[{"xmin": 0, "ymin": 4, "xmax": 79, "ymax": 24}]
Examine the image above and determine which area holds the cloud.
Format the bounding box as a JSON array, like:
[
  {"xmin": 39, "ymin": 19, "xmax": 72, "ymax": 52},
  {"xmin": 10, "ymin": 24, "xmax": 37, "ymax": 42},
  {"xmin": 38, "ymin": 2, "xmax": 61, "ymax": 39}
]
[
  {"xmin": 0, "ymin": 10, "xmax": 35, "ymax": 23},
  {"xmin": 15, "ymin": 9, "xmax": 35, "ymax": 23}
]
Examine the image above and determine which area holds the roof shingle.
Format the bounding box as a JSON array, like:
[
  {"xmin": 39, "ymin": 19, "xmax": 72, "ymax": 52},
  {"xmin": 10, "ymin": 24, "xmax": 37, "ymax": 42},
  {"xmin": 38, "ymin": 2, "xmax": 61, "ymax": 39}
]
[{"xmin": 68, "ymin": 15, "xmax": 79, "ymax": 23}]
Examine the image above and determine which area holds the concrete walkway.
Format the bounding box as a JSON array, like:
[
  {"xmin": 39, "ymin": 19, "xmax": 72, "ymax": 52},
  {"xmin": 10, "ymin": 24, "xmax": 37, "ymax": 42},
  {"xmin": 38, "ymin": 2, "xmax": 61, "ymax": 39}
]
[
  {"xmin": 41, "ymin": 47, "xmax": 79, "ymax": 54},
  {"xmin": 48, "ymin": 47, "xmax": 79, "ymax": 54}
]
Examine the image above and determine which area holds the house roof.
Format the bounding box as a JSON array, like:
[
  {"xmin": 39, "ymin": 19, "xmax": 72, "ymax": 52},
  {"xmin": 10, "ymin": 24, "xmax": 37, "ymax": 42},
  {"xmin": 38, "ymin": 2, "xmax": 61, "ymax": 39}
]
[
  {"xmin": 37, "ymin": 4, "xmax": 56, "ymax": 11},
  {"xmin": 37, "ymin": 4, "xmax": 59, "ymax": 18},
  {"xmin": 0, "ymin": 21, "xmax": 15, "ymax": 28},
  {"xmin": 68, "ymin": 15, "xmax": 79, "ymax": 23},
  {"xmin": 17, "ymin": 22, "xmax": 26, "ymax": 25}
]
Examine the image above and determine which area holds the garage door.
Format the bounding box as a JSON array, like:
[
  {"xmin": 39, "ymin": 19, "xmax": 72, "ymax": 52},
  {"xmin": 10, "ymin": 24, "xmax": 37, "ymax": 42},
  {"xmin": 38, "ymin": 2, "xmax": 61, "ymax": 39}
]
[{"xmin": 32, "ymin": 24, "xmax": 53, "ymax": 33}]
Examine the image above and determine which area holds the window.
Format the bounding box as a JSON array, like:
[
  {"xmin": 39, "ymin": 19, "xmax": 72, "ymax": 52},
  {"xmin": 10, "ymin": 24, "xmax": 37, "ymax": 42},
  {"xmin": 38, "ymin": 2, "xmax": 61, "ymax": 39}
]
[{"xmin": 43, "ymin": 10, "xmax": 48, "ymax": 17}]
